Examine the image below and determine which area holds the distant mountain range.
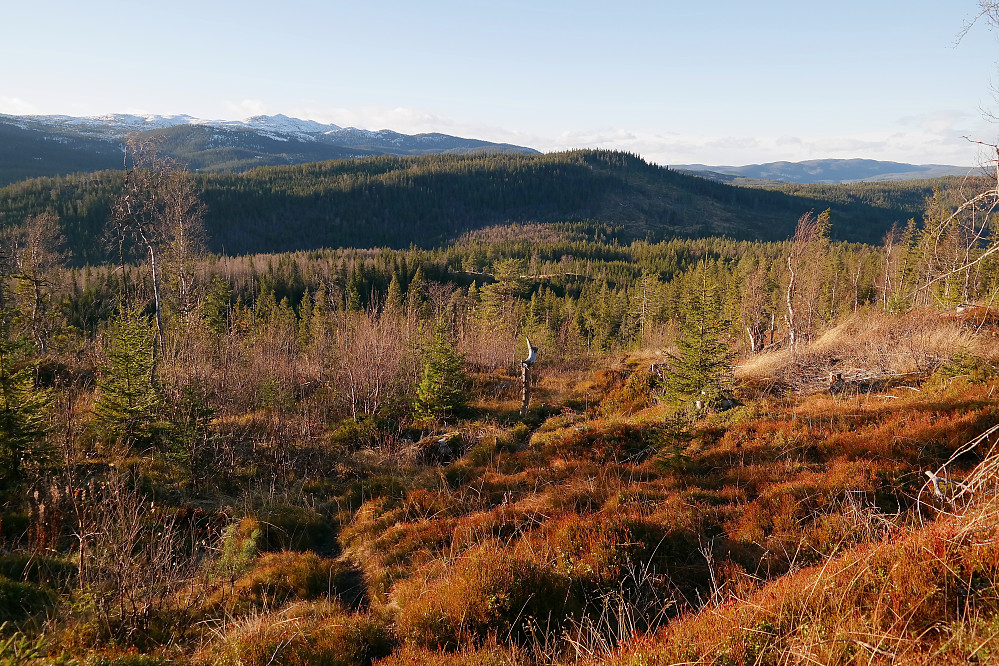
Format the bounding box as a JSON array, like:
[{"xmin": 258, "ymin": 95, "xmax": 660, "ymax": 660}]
[
  {"xmin": 0, "ymin": 113, "xmax": 538, "ymax": 185},
  {"xmin": 1, "ymin": 113, "xmax": 977, "ymax": 190},
  {"xmin": 673, "ymin": 159, "xmax": 975, "ymax": 185}
]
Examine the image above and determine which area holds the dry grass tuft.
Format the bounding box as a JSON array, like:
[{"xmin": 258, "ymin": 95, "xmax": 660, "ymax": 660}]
[
  {"xmin": 603, "ymin": 514, "xmax": 999, "ymax": 665},
  {"xmin": 738, "ymin": 309, "xmax": 980, "ymax": 394},
  {"xmin": 373, "ymin": 640, "xmax": 528, "ymax": 666},
  {"xmin": 390, "ymin": 540, "xmax": 577, "ymax": 650},
  {"xmin": 200, "ymin": 599, "xmax": 391, "ymax": 666},
  {"xmin": 201, "ymin": 550, "xmax": 347, "ymax": 617}
]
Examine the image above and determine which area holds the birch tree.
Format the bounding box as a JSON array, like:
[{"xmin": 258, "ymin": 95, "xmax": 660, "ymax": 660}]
[
  {"xmin": 111, "ymin": 137, "xmax": 205, "ymax": 355},
  {"xmin": 784, "ymin": 210, "xmax": 830, "ymax": 351}
]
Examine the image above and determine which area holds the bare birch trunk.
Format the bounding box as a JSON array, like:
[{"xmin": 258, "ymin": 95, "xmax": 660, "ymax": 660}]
[{"xmin": 785, "ymin": 253, "xmax": 797, "ymax": 351}]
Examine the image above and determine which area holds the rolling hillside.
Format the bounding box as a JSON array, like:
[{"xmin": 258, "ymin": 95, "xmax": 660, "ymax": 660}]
[{"xmin": 0, "ymin": 150, "xmax": 961, "ymax": 264}]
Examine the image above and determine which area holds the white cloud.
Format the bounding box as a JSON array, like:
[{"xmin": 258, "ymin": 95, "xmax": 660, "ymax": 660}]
[
  {"xmin": 294, "ymin": 105, "xmax": 507, "ymax": 140},
  {"xmin": 224, "ymin": 102, "xmax": 967, "ymax": 166},
  {"xmin": 225, "ymin": 99, "xmax": 269, "ymax": 118},
  {"xmin": 776, "ymin": 135, "xmax": 804, "ymax": 147},
  {"xmin": 0, "ymin": 97, "xmax": 37, "ymax": 115},
  {"xmin": 536, "ymin": 126, "xmax": 988, "ymax": 167}
]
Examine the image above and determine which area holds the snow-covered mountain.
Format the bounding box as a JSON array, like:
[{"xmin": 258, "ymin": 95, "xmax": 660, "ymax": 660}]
[
  {"xmin": 3, "ymin": 112, "xmax": 339, "ymax": 141},
  {"xmin": 0, "ymin": 112, "xmax": 538, "ymax": 185}
]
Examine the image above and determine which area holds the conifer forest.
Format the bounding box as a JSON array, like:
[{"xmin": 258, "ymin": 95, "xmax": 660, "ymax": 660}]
[{"xmin": 1, "ymin": 132, "xmax": 999, "ymax": 666}]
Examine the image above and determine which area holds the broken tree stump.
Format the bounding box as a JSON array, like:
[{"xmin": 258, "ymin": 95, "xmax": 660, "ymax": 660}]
[{"xmin": 520, "ymin": 337, "xmax": 539, "ymax": 418}]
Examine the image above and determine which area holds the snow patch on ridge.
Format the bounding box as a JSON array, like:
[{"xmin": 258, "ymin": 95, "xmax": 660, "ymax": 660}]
[
  {"xmin": 0, "ymin": 112, "xmax": 540, "ymax": 157},
  {"xmin": 0, "ymin": 113, "xmax": 341, "ymax": 142}
]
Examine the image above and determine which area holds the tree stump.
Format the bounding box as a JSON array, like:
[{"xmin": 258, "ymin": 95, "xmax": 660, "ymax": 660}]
[
  {"xmin": 520, "ymin": 362, "xmax": 531, "ymax": 418},
  {"xmin": 520, "ymin": 336, "xmax": 538, "ymax": 418}
]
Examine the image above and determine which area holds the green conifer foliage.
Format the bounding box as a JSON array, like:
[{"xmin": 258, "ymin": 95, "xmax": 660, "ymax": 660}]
[
  {"xmin": 297, "ymin": 288, "xmax": 314, "ymax": 347},
  {"xmin": 92, "ymin": 307, "xmax": 162, "ymax": 449},
  {"xmin": 413, "ymin": 321, "xmax": 467, "ymax": 421},
  {"xmin": 661, "ymin": 274, "xmax": 735, "ymax": 409},
  {"xmin": 0, "ymin": 316, "xmax": 51, "ymax": 488},
  {"xmin": 202, "ymin": 275, "xmax": 233, "ymax": 336},
  {"xmin": 346, "ymin": 265, "xmax": 364, "ymax": 311},
  {"xmin": 385, "ymin": 272, "xmax": 404, "ymax": 312},
  {"xmin": 406, "ymin": 266, "xmax": 427, "ymax": 319}
]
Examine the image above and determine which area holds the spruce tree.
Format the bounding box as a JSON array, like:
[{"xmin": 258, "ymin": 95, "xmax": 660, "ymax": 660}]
[
  {"xmin": 346, "ymin": 266, "xmax": 363, "ymax": 311},
  {"xmin": 413, "ymin": 320, "xmax": 467, "ymax": 421},
  {"xmin": 661, "ymin": 274, "xmax": 734, "ymax": 409},
  {"xmin": 91, "ymin": 306, "xmax": 162, "ymax": 450},
  {"xmin": 0, "ymin": 315, "xmax": 51, "ymax": 488},
  {"xmin": 406, "ymin": 266, "xmax": 427, "ymax": 318},
  {"xmin": 201, "ymin": 275, "xmax": 233, "ymax": 337},
  {"xmin": 385, "ymin": 272, "xmax": 404, "ymax": 312}
]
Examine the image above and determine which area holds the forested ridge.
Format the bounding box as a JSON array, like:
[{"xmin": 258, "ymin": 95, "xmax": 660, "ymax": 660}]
[
  {"xmin": 0, "ymin": 122, "xmax": 123, "ymax": 186},
  {"xmin": 0, "ymin": 149, "xmax": 966, "ymax": 264}
]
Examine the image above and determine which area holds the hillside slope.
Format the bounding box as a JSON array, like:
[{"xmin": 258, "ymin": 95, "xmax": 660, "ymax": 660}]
[{"xmin": 0, "ymin": 150, "xmax": 959, "ymax": 263}]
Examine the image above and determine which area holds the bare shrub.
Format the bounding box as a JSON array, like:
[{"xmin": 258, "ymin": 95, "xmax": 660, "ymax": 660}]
[
  {"xmin": 329, "ymin": 307, "xmax": 415, "ymax": 419},
  {"xmin": 460, "ymin": 318, "xmax": 518, "ymax": 372},
  {"xmin": 70, "ymin": 475, "xmax": 206, "ymax": 646}
]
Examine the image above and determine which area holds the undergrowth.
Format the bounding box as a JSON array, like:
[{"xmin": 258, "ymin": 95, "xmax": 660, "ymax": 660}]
[{"xmin": 3, "ymin": 313, "xmax": 998, "ymax": 666}]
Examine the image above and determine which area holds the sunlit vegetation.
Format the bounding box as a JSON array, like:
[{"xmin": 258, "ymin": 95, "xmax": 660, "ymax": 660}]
[{"xmin": 0, "ymin": 145, "xmax": 998, "ymax": 665}]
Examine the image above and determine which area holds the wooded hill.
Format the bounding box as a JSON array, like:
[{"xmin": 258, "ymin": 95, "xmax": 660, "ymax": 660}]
[
  {"xmin": 0, "ymin": 150, "xmax": 966, "ymax": 264},
  {"xmin": 0, "ymin": 122, "xmax": 123, "ymax": 186}
]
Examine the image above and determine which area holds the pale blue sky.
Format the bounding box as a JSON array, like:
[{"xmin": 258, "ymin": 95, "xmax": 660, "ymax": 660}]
[{"xmin": 3, "ymin": 0, "xmax": 998, "ymax": 166}]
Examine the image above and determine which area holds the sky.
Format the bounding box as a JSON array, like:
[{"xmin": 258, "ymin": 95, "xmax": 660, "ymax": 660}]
[{"xmin": 3, "ymin": 0, "xmax": 999, "ymax": 167}]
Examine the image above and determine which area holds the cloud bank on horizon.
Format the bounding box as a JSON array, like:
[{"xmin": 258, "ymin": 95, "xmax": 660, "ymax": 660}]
[
  {"xmin": 271, "ymin": 102, "xmax": 992, "ymax": 167},
  {"xmin": 2, "ymin": 94, "xmax": 990, "ymax": 168}
]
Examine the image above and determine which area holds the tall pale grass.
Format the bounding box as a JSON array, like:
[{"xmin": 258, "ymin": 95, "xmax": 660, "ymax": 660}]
[{"xmin": 737, "ymin": 309, "xmax": 981, "ymax": 394}]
